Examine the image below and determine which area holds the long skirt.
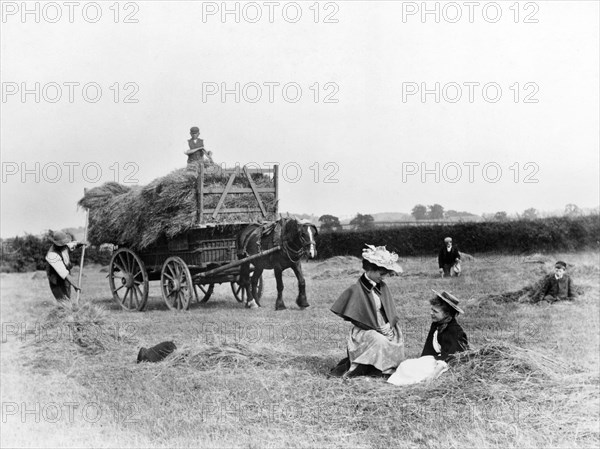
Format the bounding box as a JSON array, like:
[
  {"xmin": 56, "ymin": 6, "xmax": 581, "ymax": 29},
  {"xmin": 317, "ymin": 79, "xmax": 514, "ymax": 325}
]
[{"xmin": 347, "ymin": 323, "xmax": 405, "ymax": 374}]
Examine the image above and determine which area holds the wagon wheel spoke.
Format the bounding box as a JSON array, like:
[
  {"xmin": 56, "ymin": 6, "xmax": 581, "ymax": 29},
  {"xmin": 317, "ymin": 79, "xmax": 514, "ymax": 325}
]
[
  {"xmin": 133, "ymin": 284, "xmax": 143, "ymax": 302},
  {"xmin": 126, "ymin": 252, "xmax": 134, "ymax": 274},
  {"xmin": 167, "ymin": 264, "xmax": 177, "ymax": 281},
  {"xmin": 128, "ymin": 288, "xmax": 136, "ymax": 309},
  {"xmin": 118, "ymin": 254, "xmax": 129, "ymax": 274},
  {"xmin": 113, "ymin": 261, "xmax": 126, "ymax": 274},
  {"xmin": 129, "ymin": 286, "xmax": 136, "ymax": 307},
  {"xmin": 132, "ymin": 285, "xmax": 140, "ymax": 307},
  {"xmin": 114, "ymin": 284, "xmax": 125, "ymax": 293},
  {"xmin": 122, "ymin": 287, "xmax": 130, "ymax": 306}
]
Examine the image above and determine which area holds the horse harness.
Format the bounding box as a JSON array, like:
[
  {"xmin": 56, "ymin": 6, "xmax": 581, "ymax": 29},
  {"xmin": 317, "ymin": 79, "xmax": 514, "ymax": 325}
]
[{"xmin": 239, "ymin": 218, "xmax": 306, "ymax": 263}]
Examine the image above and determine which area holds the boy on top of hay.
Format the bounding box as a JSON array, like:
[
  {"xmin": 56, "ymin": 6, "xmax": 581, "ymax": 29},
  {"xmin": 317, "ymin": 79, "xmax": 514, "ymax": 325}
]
[
  {"xmin": 532, "ymin": 261, "xmax": 576, "ymax": 303},
  {"xmin": 185, "ymin": 126, "xmax": 213, "ymax": 170}
]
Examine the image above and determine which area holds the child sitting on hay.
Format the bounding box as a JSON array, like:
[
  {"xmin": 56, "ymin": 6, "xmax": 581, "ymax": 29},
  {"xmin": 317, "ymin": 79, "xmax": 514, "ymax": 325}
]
[
  {"xmin": 387, "ymin": 290, "xmax": 469, "ymax": 386},
  {"xmin": 531, "ymin": 261, "xmax": 576, "ymax": 303},
  {"xmin": 185, "ymin": 126, "xmax": 214, "ymax": 170}
]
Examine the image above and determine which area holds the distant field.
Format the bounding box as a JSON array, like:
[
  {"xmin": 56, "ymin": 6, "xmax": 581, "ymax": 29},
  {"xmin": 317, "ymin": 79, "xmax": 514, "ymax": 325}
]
[{"xmin": 1, "ymin": 251, "xmax": 599, "ymax": 448}]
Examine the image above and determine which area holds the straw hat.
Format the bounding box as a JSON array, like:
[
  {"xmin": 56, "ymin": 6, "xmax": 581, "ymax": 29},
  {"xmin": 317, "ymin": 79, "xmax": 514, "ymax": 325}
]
[
  {"xmin": 432, "ymin": 289, "xmax": 464, "ymax": 314},
  {"xmin": 48, "ymin": 230, "xmax": 72, "ymax": 247},
  {"xmin": 362, "ymin": 244, "xmax": 403, "ymax": 274}
]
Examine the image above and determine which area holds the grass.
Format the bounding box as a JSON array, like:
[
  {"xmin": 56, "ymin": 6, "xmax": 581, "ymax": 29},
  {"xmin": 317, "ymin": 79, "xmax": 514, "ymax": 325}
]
[{"xmin": 1, "ymin": 251, "xmax": 599, "ymax": 448}]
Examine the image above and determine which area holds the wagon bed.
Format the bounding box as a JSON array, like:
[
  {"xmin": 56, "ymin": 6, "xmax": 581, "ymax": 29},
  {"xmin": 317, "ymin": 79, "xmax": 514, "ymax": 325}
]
[{"xmin": 104, "ymin": 164, "xmax": 279, "ymax": 311}]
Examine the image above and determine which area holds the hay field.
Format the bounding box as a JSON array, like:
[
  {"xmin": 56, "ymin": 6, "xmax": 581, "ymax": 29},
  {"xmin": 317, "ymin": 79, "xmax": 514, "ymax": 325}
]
[{"xmin": 1, "ymin": 252, "xmax": 599, "ymax": 448}]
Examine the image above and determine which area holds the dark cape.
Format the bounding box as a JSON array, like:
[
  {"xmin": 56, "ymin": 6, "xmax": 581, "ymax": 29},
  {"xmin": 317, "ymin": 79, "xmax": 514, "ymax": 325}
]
[
  {"xmin": 421, "ymin": 317, "xmax": 468, "ymax": 361},
  {"xmin": 330, "ymin": 274, "xmax": 399, "ymax": 330}
]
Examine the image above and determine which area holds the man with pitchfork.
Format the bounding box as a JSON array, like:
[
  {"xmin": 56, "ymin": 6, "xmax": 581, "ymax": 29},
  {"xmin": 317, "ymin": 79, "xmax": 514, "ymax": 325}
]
[{"xmin": 45, "ymin": 230, "xmax": 85, "ymax": 310}]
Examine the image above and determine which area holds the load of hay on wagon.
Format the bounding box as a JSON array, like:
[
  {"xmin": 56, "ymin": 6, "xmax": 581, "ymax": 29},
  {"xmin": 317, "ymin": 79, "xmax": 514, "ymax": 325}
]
[{"xmin": 78, "ymin": 166, "xmax": 277, "ymax": 250}]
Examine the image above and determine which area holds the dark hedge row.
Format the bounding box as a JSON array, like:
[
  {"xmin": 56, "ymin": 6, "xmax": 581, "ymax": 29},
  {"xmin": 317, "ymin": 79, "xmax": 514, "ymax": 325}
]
[
  {"xmin": 1, "ymin": 235, "xmax": 112, "ymax": 273},
  {"xmin": 315, "ymin": 216, "xmax": 600, "ymax": 259}
]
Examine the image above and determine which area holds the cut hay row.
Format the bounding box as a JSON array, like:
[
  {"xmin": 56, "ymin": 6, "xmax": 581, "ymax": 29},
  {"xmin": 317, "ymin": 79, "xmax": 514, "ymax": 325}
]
[
  {"xmin": 143, "ymin": 340, "xmax": 597, "ymax": 445},
  {"xmin": 162, "ymin": 340, "xmax": 579, "ymax": 383},
  {"xmin": 482, "ymin": 274, "xmax": 588, "ymax": 303},
  {"xmin": 30, "ymin": 301, "xmax": 131, "ymax": 355},
  {"xmin": 78, "ymin": 166, "xmax": 276, "ymax": 249}
]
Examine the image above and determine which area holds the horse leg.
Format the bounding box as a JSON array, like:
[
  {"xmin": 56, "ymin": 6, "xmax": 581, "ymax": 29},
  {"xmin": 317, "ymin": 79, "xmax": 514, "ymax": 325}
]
[
  {"xmin": 291, "ymin": 262, "xmax": 309, "ymax": 308},
  {"xmin": 251, "ymin": 267, "xmax": 263, "ymax": 307},
  {"xmin": 240, "ymin": 263, "xmax": 258, "ymax": 309},
  {"xmin": 274, "ymin": 267, "xmax": 286, "ymax": 311}
]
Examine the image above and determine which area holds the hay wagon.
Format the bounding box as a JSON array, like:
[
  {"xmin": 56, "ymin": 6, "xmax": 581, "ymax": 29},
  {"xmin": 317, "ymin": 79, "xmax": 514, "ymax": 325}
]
[{"xmin": 101, "ymin": 164, "xmax": 279, "ymax": 311}]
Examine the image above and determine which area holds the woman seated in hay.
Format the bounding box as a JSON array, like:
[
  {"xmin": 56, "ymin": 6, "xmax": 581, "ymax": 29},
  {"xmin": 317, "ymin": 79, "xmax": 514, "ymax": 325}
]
[
  {"xmin": 387, "ymin": 290, "xmax": 469, "ymax": 386},
  {"xmin": 329, "ymin": 245, "xmax": 405, "ymax": 378}
]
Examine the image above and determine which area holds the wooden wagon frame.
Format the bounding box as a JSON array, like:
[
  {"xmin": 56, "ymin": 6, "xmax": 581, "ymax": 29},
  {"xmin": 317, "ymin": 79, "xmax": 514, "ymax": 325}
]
[{"xmin": 104, "ymin": 164, "xmax": 280, "ymax": 311}]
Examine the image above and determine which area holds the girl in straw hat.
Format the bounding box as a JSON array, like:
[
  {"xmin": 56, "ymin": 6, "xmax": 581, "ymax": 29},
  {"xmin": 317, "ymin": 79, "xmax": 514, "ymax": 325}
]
[
  {"xmin": 387, "ymin": 290, "xmax": 468, "ymax": 386},
  {"xmin": 421, "ymin": 290, "xmax": 468, "ymax": 360},
  {"xmin": 45, "ymin": 230, "xmax": 82, "ymax": 310},
  {"xmin": 329, "ymin": 244, "xmax": 405, "ymax": 378}
]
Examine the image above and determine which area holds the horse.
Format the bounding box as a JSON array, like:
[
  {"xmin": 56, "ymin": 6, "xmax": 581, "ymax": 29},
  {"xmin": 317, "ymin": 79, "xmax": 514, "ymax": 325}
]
[{"xmin": 236, "ymin": 217, "xmax": 318, "ymax": 310}]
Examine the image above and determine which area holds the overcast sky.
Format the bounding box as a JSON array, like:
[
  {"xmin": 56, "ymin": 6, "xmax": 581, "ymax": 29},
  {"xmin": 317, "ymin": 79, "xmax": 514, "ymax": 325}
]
[{"xmin": 1, "ymin": 0, "xmax": 598, "ymax": 237}]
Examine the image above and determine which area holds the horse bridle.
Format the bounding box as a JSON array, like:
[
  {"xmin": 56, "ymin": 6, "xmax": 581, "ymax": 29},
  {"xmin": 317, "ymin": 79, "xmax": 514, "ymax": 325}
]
[{"xmin": 282, "ymin": 224, "xmax": 316, "ymax": 263}]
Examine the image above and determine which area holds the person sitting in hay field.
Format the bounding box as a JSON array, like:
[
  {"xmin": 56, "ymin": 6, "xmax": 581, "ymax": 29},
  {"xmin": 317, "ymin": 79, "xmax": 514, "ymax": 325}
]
[
  {"xmin": 45, "ymin": 230, "xmax": 84, "ymax": 310},
  {"xmin": 185, "ymin": 126, "xmax": 213, "ymax": 170},
  {"xmin": 329, "ymin": 245, "xmax": 405, "ymax": 378},
  {"xmin": 531, "ymin": 261, "xmax": 576, "ymax": 303},
  {"xmin": 438, "ymin": 237, "xmax": 461, "ymax": 278},
  {"xmin": 387, "ymin": 290, "xmax": 469, "ymax": 386}
]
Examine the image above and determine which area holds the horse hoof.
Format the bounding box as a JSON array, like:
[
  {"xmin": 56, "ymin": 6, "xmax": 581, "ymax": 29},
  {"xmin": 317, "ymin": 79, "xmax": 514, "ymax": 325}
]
[
  {"xmin": 246, "ymin": 300, "xmax": 259, "ymax": 309},
  {"xmin": 275, "ymin": 304, "xmax": 287, "ymax": 311},
  {"xmin": 296, "ymin": 299, "xmax": 310, "ymax": 309}
]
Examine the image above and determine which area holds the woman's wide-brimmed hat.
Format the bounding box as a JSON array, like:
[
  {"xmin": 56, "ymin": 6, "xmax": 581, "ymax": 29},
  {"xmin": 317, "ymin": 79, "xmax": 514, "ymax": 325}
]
[
  {"xmin": 432, "ymin": 289, "xmax": 464, "ymax": 314},
  {"xmin": 48, "ymin": 230, "xmax": 72, "ymax": 247},
  {"xmin": 362, "ymin": 244, "xmax": 403, "ymax": 274}
]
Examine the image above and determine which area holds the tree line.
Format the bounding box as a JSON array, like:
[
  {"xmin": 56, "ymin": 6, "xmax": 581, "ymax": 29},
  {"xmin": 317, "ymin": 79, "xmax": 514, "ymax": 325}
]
[{"xmin": 319, "ymin": 203, "xmax": 595, "ymax": 232}]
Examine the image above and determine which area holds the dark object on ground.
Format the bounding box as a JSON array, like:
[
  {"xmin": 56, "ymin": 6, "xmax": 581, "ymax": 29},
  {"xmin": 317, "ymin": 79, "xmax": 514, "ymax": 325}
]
[
  {"xmin": 328, "ymin": 357, "xmax": 383, "ymax": 378},
  {"xmin": 137, "ymin": 341, "xmax": 177, "ymax": 363},
  {"xmin": 328, "ymin": 357, "xmax": 350, "ymax": 378}
]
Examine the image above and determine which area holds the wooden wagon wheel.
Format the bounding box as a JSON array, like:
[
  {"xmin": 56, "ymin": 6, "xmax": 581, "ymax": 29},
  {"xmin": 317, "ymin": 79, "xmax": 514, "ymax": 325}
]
[
  {"xmin": 195, "ymin": 284, "xmax": 215, "ymax": 303},
  {"xmin": 231, "ymin": 274, "xmax": 263, "ymax": 303},
  {"xmin": 109, "ymin": 248, "xmax": 149, "ymax": 311},
  {"xmin": 161, "ymin": 257, "xmax": 194, "ymax": 311}
]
